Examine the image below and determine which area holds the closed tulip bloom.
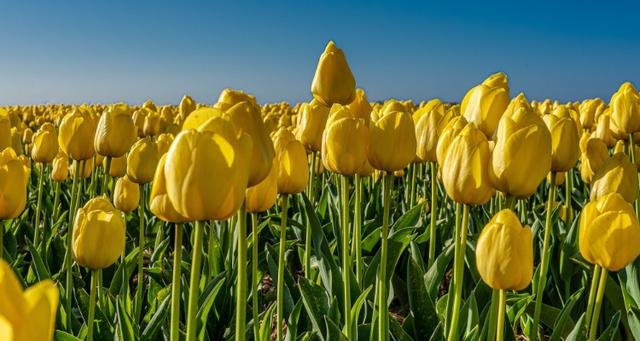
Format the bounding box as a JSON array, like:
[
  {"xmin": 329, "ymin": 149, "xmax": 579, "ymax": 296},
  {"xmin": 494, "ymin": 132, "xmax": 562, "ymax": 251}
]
[
  {"xmin": 51, "ymin": 151, "xmax": 69, "ymax": 182},
  {"xmin": 0, "ymin": 109, "xmax": 10, "ymax": 150},
  {"xmin": 31, "ymin": 123, "xmax": 59, "ymax": 163},
  {"xmin": 579, "ymin": 193, "xmax": 640, "ymax": 271},
  {"xmin": 132, "ymin": 110, "xmax": 147, "ymax": 137},
  {"xmin": 321, "ymin": 105, "xmax": 369, "ymax": 175},
  {"xmin": 143, "ymin": 112, "xmax": 161, "ymax": 137},
  {"xmin": 580, "ymin": 137, "xmax": 609, "ymax": 184},
  {"xmin": 490, "ymin": 106, "xmax": 552, "ymax": 198},
  {"xmin": 179, "ymin": 95, "xmax": 196, "ymax": 118},
  {"xmin": 215, "ymin": 89, "xmax": 258, "ymax": 112},
  {"xmin": 415, "ymin": 108, "xmax": 449, "ymax": 162},
  {"xmin": 10, "ymin": 128, "xmax": 22, "ymax": 155},
  {"xmin": 476, "ymin": 209, "xmax": 533, "ymax": 290},
  {"xmin": 590, "ymin": 153, "xmax": 638, "ymax": 203},
  {"xmin": 0, "ymin": 148, "xmax": 29, "ymax": 219},
  {"xmin": 579, "ymin": 98, "xmax": 604, "ymax": 130},
  {"xmin": 610, "ymin": 82, "xmax": 640, "ymax": 135},
  {"xmin": 149, "ymin": 154, "xmax": 188, "ymax": 223},
  {"xmin": 593, "ymin": 114, "xmax": 617, "ymax": 147},
  {"xmin": 156, "ymin": 133, "xmax": 174, "ymax": 155},
  {"xmin": 58, "ymin": 109, "xmax": 97, "ymax": 161},
  {"xmin": 441, "ymin": 123, "xmax": 494, "ymax": 205},
  {"xmin": 246, "ymin": 159, "xmax": 278, "ymax": 213},
  {"xmin": 295, "ymin": 100, "xmax": 330, "ymax": 152},
  {"xmin": 94, "ymin": 104, "xmax": 137, "ymax": 158},
  {"xmin": 114, "ymin": 175, "xmax": 140, "ymax": 213},
  {"xmin": 367, "ymin": 111, "xmax": 416, "ymax": 172},
  {"xmin": 127, "ymin": 137, "xmax": 161, "ymax": 184},
  {"xmin": 461, "ymin": 72, "xmax": 510, "ymax": 137},
  {"xmin": 543, "ymin": 113, "xmax": 580, "ymax": 172},
  {"xmin": 273, "ymin": 128, "xmax": 309, "ymax": 194},
  {"xmin": 72, "ymin": 197, "xmax": 126, "ymax": 269},
  {"xmin": 142, "ymin": 100, "xmax": 158, "ymax": 112},
  {"xmin": 436, "ymin": 116, "xmax": 468, "ymax": 168},
  {"xmin": 165, "ymin": 118, "xmax": 253, "ymax": 221},
  {"xmin": 311, "ymin": 41, "xmax": 356, "ymax": 106},
  {"xmin": 346, "ymin": 88, "xmax": 372, "ymax": 122},
  {"xmin": 22, "ymin": 128, "xmax": 33, "ymax": 145},
  {"xmin": 0, "ymin": 259, "xmax": 59, "ymax": 341},
  {"xmin": 107, "ymin": 155, "xmax": 127, "ymax": 177}
]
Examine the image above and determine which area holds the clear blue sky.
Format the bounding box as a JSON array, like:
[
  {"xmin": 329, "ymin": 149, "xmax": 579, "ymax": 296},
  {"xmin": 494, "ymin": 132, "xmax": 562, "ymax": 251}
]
[{"xmin": 1, "ymin": 0, "xmax": 638, "ymax": 106}]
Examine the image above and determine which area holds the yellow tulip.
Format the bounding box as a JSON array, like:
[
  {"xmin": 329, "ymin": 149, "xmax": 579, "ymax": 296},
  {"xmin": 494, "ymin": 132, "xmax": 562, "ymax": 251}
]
[
  {"xmin": 69, "ymin": 158, "xmax": 93, "ymax": 179},
  {"xmin": 132, "ymin": 109, "xmax": 147, "ymax": 137},
  {"xmin": 346, "ymin": 88, "xmax": 372, "ymax": 123},
  {"xmin": 142, "ymin": 99, "xmax": 158, "ymax": 112},
  {"xmin": 0, "ymin": 109, "xmax": 10, "ymax": 150},
  {"xmin": 165, "ymin": 118, "xmax": 253, "ymax": 221},
  {"xmin": 579, "ymin": 193, "xmax": 640, "ymax": 271},
  {"xmin": 436, "ymin": 116, "xmax": 468, "ymax": 168},
  {"xmin": 156, "ymin": 133, "xmax": 175, "ymax": 156},
  {"xmin": 461, "ymin": 72, "xmax": 510, "ymax": 137},
  {"xmin": 51, "ymin": 151, "xmax": 69, "ymax": 183},
  {"xmin": 179, "ymin": 95, "xmax": 196, "ymax": 118},
  {"xmin": 367, "ymin": 111, "xmax": 416, "ymax": 172},
  {"xmin": 58, "ymin": 109, "xmax": 97, "ymax": 161},
  {"xmin": 106, "ymin": 155, "xmax": 127, "ymax": 178},
  {"xmin": 321, "ymin": 105, "xmax": 369, "ymax": 175},
  {"xmin": 246, "ymin": 158, "xmax": 278, "ymax": 213},
  {"xmin": 0, "ymin": 148, "xmax": 29, "ymax": 219},
  {"xmin": 94, "ymin": 103, "xmax": 137, "ymax": 158},
  {"xmin": 578, "ymin": 98, "xmax": 604, "ymax": 130},
  {"xmin": 22, "ymin": 128, "xmax": 33, "ymax": 145},
  {"xmin": 0, "ymin": 259, "xmax": 59, "ymax": 341},
  {"xmin": 593, "ymin": 114, "xmax": 617, "ymax": 147},
  {"xmin": 415, "ymin": 107, "xmax": 450, "ymax": 163},
  {"xmin": 476, "ymin": 209, "xmax": 532, "ymax": 290},
  {"xmin": 295, "ymin": 100, "xmax": 330, "ymax": 152},
  {"xmin": 610, "ymin": 82, "xmax": 640, "ymax": 135},
  {"xmin": 311, "ymin": 41, "xmax": 356, "ymax": 106},
  {"xmin": 543, "ymin": 112, "xmax": 580, "ymax": 172},
  {"xmin": 127, "ymin": 137, "xmax": 161, "ymax": 184},
  {"xmin": 215, "ymin": 89, "xmax": 258, "ymax": 112},
  {"xmin": 143, "ymin": 112, "xmax": 161, "ymax": 137},
  {"xmin": 580, "ymin": 137, "xmax": 609, "ymax": 184},
  {"xmin": 149, "ymin": 154, "xmax": 188, "ymax": 223},
  {"xmin": 10, "ymin": 128, "xmax": 22, "ymax": 156},
  {"xmin": 590, "ymin": 153, "xmax": 638, "ymax": 203},
  {"xmin": 72, "ymin": 197, "xmax": 126, "ymax": 269},
  {"xmin": 490, "ymin": 106, "xmax": 552, "ymax": 198},
  {"xmin": 114, "ymin": 175, "xmax": 140, "ymax": 213},
  {"xmin": 273, "ymin": 128, "xmax": 309, "ymax": 194},
  {"xmin": 31, "ymin": 123, "xmax": 59, "ymax": 164},
  {"xmin": 441, "ymin": 123, "xmax": 494, "ymax": 205}
]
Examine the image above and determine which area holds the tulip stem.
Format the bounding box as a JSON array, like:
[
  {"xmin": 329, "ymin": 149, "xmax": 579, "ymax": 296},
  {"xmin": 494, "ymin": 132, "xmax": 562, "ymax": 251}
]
[
  {"xmin": 0, "ymin": 220, "xmax": 3, "ymax": 259},
  {"xmin": 251, "ymin": 213, "xmax": 260, "ymax": 340},
  {"xmin": 352, "ymin": 174, "xmax": 363, "ymax": 285},
  {"xmin": 135, "ymin": 187, "xmax": 145, "ymax": 321},
  {"xmin": 588, "ymin": 269, "xmax": 608, "ymax": 341},
  {"xmin": 86, "ymin": 269, "xmax": 98, "ymax": 341},
  {"xmin": 486, "ymin": 289, "xmax": 499, "ymax": 341},
  {"xmin": 33, "ymin": 162, "xmax": 45, "ymax": 246},
  {"xmin": 236, "ymin": 203, "xmax": 248, "ymax": 341},
  {"xmin": 341, "ymin": 175, "xmax": 352, "ymax": 339},
  {"xmin": 447, "ymin": 203, "xmax": 469, "ymax": 341},
  {"xmin": 102, "ymin": 156, "xmax": 111, "ymax": 196},
  {"xmin": 277, "ymin": 194, "xmax": 289, "ymax": 341},
  {"xmin": 64, "ymin": 160, "xmax": 81, "ymax": 331},
  {"xmin": 409, "ymin": 163, "xmax": 417, "ymax": 207},
  {"xmin": 565, "ymin": 170, "xmax": 573, "ymax": 223},
  {"xmin": 628, "ymin": 134, "xmax": 640, "ymax": 217},
  {"xmin": 170, "ymin": 223, "xmax": 183, "ymax": 341},
  {"xmin": 428, "ymin": 162, "xmax": 438, "ymax": 268},
  {"xmin": 378, "ymin": 173, "xmax": 393, "ymax": 341},
  {"xmin": 186, "ymin": 220, "xmax": 205, "ymax": 341},
  {"xmin": 304, "ymin": 152, "xmax": 316, "ymax": 279},
  {"xmin": 52, "ymin": 181, "xmax": 61, "ymax": 225},
  {"xmin": 585, "ymin": 265, "xmax": 601, "ymax": 330},
  {"xmin": 496, "ymin": 289, "xmax": 506, "ymax": 341},
  {"xmin": 531, "ymin": 172, "xmax": 556, "ymax": 341}
]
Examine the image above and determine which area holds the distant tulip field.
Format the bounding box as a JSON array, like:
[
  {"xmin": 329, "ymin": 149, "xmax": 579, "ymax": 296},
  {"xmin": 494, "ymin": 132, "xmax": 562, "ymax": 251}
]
[{"xmin": 3, "ymin": 41, "xmax": 640, "ymax": 341}]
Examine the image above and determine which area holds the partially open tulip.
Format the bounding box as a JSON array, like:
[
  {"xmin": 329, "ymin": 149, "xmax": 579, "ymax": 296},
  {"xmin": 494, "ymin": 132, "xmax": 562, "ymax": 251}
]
[
  {"xmin": 311, "ymin": 41, "xmax": 356, "ymax": 106},
  {"xmin": 246, "ymin": 158, "xmax": 278, "ymax": 213},
  {"xmin": 94, "ymin": 104, "xmax": 137, "ymax": 158},
  {"xmin": 0, "ymin": 148, "xmax": 29, "ymax": 219},
  {"xmin": 346, "ymin": 88, "xmax": 372, "ymax": 122},
  {"xmin": 476, "ymin": 209, "xmax": 533, "ymax": 290},
  {"xmin": 490, "ymin": 106, "xmax": 552, "ymax": 198},
  {"xmin": 441, "ymin": 123, "xmax": 494, "ymax": 205},
  {"xmin": 0, "ymin": 259, "xmax": 59, "ymax": 341},
  {"xmin": 580, "ymin": 193, "xmax": 640, "ymax": 271},
  {"xmin": 321, "ymin": 105, "xmax": 369, "ymax": 175},
  {"xmin": 461, "ymin": 72, "xmax": 510, "ymax": 138},
  {"xmin": 72, "ymin": 197, "xmax": 126, "ymax": 269},
  {"xmin": 580, "ymin": 137, "xmax": 609, "ymax": 184},
  {"xmin": 149, "ymin": 154, "xmax": 188, "ymax": 223},
  {"xmin": 51, "ymin": 151, "xmax": 69, "ymax": 182},
  {"xmin": 58, "ymin": 109, "xmax": 97, "ymax": 161},
  {"xmin": 114, "ymin": 175, "xmax": 140, "ymax": 213},
  {"xmin": 127, "ymin": 137, "xmax": 161, "ymax": 184},
  {"xmin": 579, "ymin": 98, "xmax": 604, "ymax": 130},
  {"xmin": 590, "ymin": 153, "xmax": 638, "ymax": 203},
  {"xmin": 31, "ymin": 123, "xmax": 59, "ymax": 164},
  {"xmin": 543, "ymin": 110, "xmax": 580, "ymax": 172},
  {"xmin": 295, "ymin": 100, "xmax": 330, "ymax": 152},
  {"xmin": 609, "ymin": 82, "xmax": 640, "ymax": 135},
  {"xmin": 273, "ymin": 128, "xmax": 309, "ymax": 194},
  {"xmin": 367, "ymin": 111, "xmax": 416, "ymax": 172}
]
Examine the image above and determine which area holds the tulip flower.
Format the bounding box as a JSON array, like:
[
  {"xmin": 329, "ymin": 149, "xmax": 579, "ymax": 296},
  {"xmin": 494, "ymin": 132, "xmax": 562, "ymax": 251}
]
[
  {"xmin": 415, "ymin": 107, "xmax": 450, "ymax": 163},
  {"xmin": 58, "ymin": 109, "xmax": 97, "ymax": 161},
  {"xmin": 311, "ymin": 41, "xmax": 356, "ymax": 106},
  {"xmin": 610, "ymin": 82, "xmax": 640, "ymax": 135},
  {"xmin": 273, "ymin": 128, "xmax": 309, "ymax": 195},
  {"xmin": 580, "ymin": 137, "xmax": 609, "ymax": 184},
  {"xmin": 156, "ymin": 133, "xmax": 174, "ymax": 155},
  {"xmin": 461, "ymin": 72, "xmax": 510, "ymax": 138},
  {"xmin": 215, "ymin": 88, "xmax": 258, "ymax": 111},
  {"xmin": 295, "ymin": 100, "xmax": 330, "ymax": 152},
  {"xmin": 51, "ymin": 151, "xmax": 69, "ymax": 183},
  {"xmin": 179, "ymin": 95, "xmax": 196, "ymax": 118},
  {"xmin": 367, "ymin": 110, "xmax": 416, "ymax": 172},
  {"xmin": 0, "ymin": 109, "xmax": 10, "ymax": 150},
  {"xmin": 31, "ymin": 123, "xmax": 58, "ymax": 164},
  {"xmin": 143, "ymin": 112, "xmax": 161, "ymax": 137},
  {"xmin": 593, "ymin": 114, "xmax": 616, "ymax": 147},
  {"xmin": 590, "ymin": 153, "xmax": 638, "ymax": 203},
  {"xmin": 10, "ymin": 128, "xmax": 22, "ymax": 155},
  {"xmin": 106, "ymin": 155, "xmax": 127, "ymax": 178},
  {"xmin": 0, "ymin": 259, "xmax": 59, "ymax": 341},
  {"xmin": 245, "ymin": 159, "xmax": 278, "ymax": 214},
  {"xmin": 436, "ymin": 116, "xmax": 468, "ymax": 168},
  {"xmin": 579, "ymin": 98, "xmax": 604, "ymax": 130},
  {"xmin": 543, "ymin": 110, "xmax": 580, "ymax": 172},
  {"xmin": 346, "ymin": 88, "xmax": 373, "ymax": 122},
  {"xmin": 321, "ymin": 104, "xmax": 369, "ymax": 175},
  {"xmin": 114, "ymin": 175, "xmax": 140, "ymax": 213},
  {"xmin": 0, "ymin": 148, "xmax": 29, "ymax": 220},
  {"xmin": 94, "ymin": 104, "xmax": 137, "ymax": 158},
  {"xmin": 127, "ymin": 137, "xmax": 161, "ymax": 184}
]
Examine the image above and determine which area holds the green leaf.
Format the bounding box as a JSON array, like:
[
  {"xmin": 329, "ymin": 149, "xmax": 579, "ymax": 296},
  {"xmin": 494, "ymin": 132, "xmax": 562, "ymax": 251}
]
[
  {"xmin": 549, "ymin": 288, "xmax": 584, "ymax": 341},
  {"xmin": 141, "ymin": 293, "xmax": 170, "ymax": 340},
  {"xmin": 425, "ymin": 243, "xmax": 454, "ymax": 298},
  {"xmin": 286, "ymin": 300, "xmax": 304, "ymax": 341},
  {"xmin": 597, "ymin": 310, "xmax": 620, "ymax": 341},
  {"xmin": 54, "ymin": 330, "xmax": 82, "ymax": 341},
  {"xmin": 299, "ymin": 277, "xmax": 331, "ymax": 339},
  {"xmin": 26, "ymin": 239, "xmax": 50, "ymax": 281},
  {"xmin": 407, "ymin": 246, "xmax": 439, "ymax": 340},
  {"xmin": 115, "ymin": 298, "xmax": 138, "ymax": 341}
]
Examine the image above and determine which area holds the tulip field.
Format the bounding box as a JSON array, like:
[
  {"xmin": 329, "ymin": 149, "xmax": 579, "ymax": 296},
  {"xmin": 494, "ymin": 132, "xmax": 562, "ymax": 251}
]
[{"xmin": 3, "ymin": 40, "xmax": 640, "ymax": 341}]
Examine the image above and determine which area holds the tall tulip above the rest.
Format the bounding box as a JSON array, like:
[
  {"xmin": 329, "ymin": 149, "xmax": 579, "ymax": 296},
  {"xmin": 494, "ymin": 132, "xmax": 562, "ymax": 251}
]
[
  {"xmin": 461, "ymin": 72, "xmax": 510, "ymax": 138},
  {"xmin": 311, "ymin": 41, "xmax": 356, "ymax": 106},
  {"xmin": 609, "ymin": 82, "xmax": 640, "ymax": 135}
]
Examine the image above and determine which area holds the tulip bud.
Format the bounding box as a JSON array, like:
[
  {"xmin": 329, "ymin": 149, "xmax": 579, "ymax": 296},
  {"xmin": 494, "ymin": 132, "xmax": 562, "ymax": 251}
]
[
  {"xmin": 543, "ymin": 111, "xmax": 580, "ymax": 172},
  {"xmin": 579, "ymin": 98, "xmax": 604, "ymax": 130},
  {"xmin": 311, "ymin": 41, "xmax": 356, "ymax": 106},
  {"xmin": 346, "ymin": 89, "xmax": 372, "ymax": 123},
  {"xmin": 156, "ymin": 133, "xmax": 175, "ymax": 155},
  {"xmin": 72, "ymin": 197, "xmax": 126, "ymax": 269},
  {"xmin": 107, "ymin": 155, "xmax": 127, "ymax": 177},
  {"xmin": 580, "ymin": 193, "xmax": 640, "ymax": 271},
  {"xmin": 143, "ymin": 112, "xmax": 161, "ymax": 137},
  {"xmin": 436, "ymin": 116, "xmax": 468, "ymax": 168},
  {"xmin": 114, "ymin": 175, "xmax": 140, "ymax": 213},
  {"xmin": 94, "ymin": 104, "xmax": 137, "ymax": 158},
  {"xmin": 179, "ymin": 95, "xmax": 196, "ymax": 118},
  {"xmin": 0, "ymin": 148, "xmax": 29, "ymax": 219},
  {"xmin": 31, "ymin": 123, "xmax": 59, "ymax": 164},
  {"xmin": 590, "ymin": 153, "xmax": 638, "ymax": 203},
  {"xmin": 246, "ymin": 158, "xmax": 278, "ymax": 213},
  {"xmin": 461, "ymin": 72, "xmax": 510, "ymax": 137},
  {"xmin": 59, "ymin": 109, "xmax": 97, "ymax": 161},
  {"xmin": 22, "ymin": 128, "xmax": 33, "ymax": 145},
  {"xmin": 295, "ymin": 100, "xmax": 330, "ymax": 152},
  {"xmin": 272, "ymin": 128, "xmax": 309, "ymax": 194},
  {"xmin": 593, "ymin": 114, "xmax": 617, "ymax": 147},
  {"xmin": 132, "ymin": 110, "xmax": 147, "ymax": 137},
  {"xmin": 127, "ymin": 137, "xmax": 161, "ymax": 184},
  {"xmin": 610, "ymin": 82, "xmax": 640, "ymax": 135},
  {"xmin": 10, "ymin": 128, "xmax": 23, "ymax": 155},
  {"xmin": 149, "ymin": 154, "xmax": 188, "ymax": 222},
  {"xmin": 367, "ymin": 111, "xmax": 416, "ymax": 172},
  {"xmin": 476, "ymin": 209, "xmax": 533, "ymax": 290},
  {"xmin": 415, "ymin": 107, "xmax": 450, "ymax": 163},
  {"xmin": 51, "ymin": 151, "xmax": 69, "ymax": 182},
  {"xmin": 215, "ymin": 89, "xmax": 258, "ymax": 112},
  {"xmin": 580, "ymin": 137, "xmax": 609, "ymax": 184},
  {"xmin": 142, "ymin": 100, "xmax": 158, "ymax": 112},
  {"xmin": 321, "ymin": 105, "xmax": 369, "ymax": 175},
  {"xmin": 0, "ymin": 109, "xmax": 11, "ymax": 150}
]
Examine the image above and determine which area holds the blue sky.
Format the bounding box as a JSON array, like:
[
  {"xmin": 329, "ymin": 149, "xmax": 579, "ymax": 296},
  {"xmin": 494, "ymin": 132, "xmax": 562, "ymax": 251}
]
[{"xmin": 1, "ymin": 1, "xmax": 638, "ymax": 106}]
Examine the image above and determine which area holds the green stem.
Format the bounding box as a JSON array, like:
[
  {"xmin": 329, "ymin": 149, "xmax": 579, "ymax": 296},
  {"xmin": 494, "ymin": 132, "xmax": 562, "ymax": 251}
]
[
  {"xmin": 352, "ymin": 175, "xmax": 363, "ymax": 285},
  {"xmin": 34, "ymin": 162, "xmax": 45, "ymax": 246},
  {"xmin": 447, "ymin": 204, "xmax": 469, "ymax": 341},
  {"xmin": 135, "ymin": 187, "xmax": 145, "ymax": 321},
  {"xmin": 531, "ymin": 172, "xmax": 557, "ymax": 341},
  {"xmin": 208, "ymin": 221, "xmax": 219, "ymax": 278},
  {"xmin": 251, "ymin": 213, "xmax": 260, "ymax": 340},
  {"xmin": 185, "ymin": 221, "xmax": 205, "ymax": 341},
  {"xmin": 585, "ymin": 265, "xmax": 602, "ymax": 330},
  {"xmin": 64, "ymin": 160, "xmax": 80, "ymax": 330},
  {"xmin": 170, "ymin": 224, "xmax": 183, "ymax": 341},
  {"xmin": 409, "ymin": 163, "xmax": 417, "ymax": 207},
  {"xmin": 277, "ymin": 195, "xmax": 289, "ymax": 341},
  {"xmin": 428, "ymin": 162, "xmax": 438, "ymax": 267},
  {"xmin": 341, "ymin": 176, "xmax": 352, "ymax": 339},
  {"xmin": 628, "ymin": 134, "xmax": 639, "ymax": 217},
  {"xmin": 378, "ymin": 173, "xmax": 393, "ymax": 341},
  {"xmin": 86, "ymin": 269, "xmax": 98, "ymax": 341},
  {"xmin": 486, "ymin": 290, "xmax": 499, "ymax": 341},
  {"xmin": 496, "ymin": 289, "xmax": 506, "ymax": 341},
  {"xmin": 444, "ymin": 203, "xmax": 462, "ymax": 334},
  {"xmin": 565, "ymin": 169, "xmax": 573, "ymax": 223},
  {"xmin": 102, "ymin": 156, "xmax": 111, "ymax": 196},
  {"xmin": 588, "ymin": 269, "xmax": 608, "ymax": 341},
  {"xmin": 304, "ymin": 151, "xmax": 316, "ymax": 279},
  {"xmin": 52, "ymin": 181, "xmax": 61, "ymax": 224},
  {"xmin": 236, "ymin": 204, "xmax": 248, "ymax": 341}
]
